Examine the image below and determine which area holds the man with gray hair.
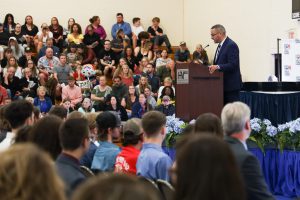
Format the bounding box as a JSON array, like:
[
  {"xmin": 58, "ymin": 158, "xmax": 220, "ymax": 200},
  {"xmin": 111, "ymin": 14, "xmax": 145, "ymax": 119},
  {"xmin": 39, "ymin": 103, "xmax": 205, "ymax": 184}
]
[{"xmin": 222, "ymin": 102, "xmax": 274, "ymax": 200}]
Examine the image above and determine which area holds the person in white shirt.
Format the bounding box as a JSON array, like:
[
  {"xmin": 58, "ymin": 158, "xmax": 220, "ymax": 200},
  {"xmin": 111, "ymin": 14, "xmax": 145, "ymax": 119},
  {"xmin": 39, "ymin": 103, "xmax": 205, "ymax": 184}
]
[
  {"xmin": 0, "ymin": 100, "xmax": 34, "ymax": 152},
  {"xmin": 131, "ymin": 17, "xmax": 144, "ymax": 49}
]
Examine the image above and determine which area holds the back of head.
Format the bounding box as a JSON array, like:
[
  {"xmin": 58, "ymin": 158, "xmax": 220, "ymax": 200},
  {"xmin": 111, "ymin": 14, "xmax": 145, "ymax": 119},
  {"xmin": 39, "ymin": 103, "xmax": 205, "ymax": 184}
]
[
  {"xmin": 29, "ymin": 115, "xmax": 63, "ymax": 159},
  {"xmin": 221, "ymin": 102, "xmax": 251, "ymax": 136},
  {"xmin": 96, "ymin": 111, "xmax": 118, "ymax": 141},
  {"xmin": 72, "ymin": 174, "xmax": 160, "ymax": 200},
  {"xmin": 67, "ymin": 111, "xmax": 86, "ymax": 119},
  {"xmin": 0, "ymin": 143, "xmax": 66, "ymax": 200},
  {"xmin": 4, "ymin": 100, "xmax": 33, "ymax": 129},
  {"xmin": 194, "ymin": 113, "xmax": 223, "ymax": 138},
  {"xmin": 122, "ymin": 118, "xmax": 143, "ymax": 146},
  {"xmin": 59, "ymin": 118, "xmax": 89, "ymax": 150},
  {"xmin": 142, "ymin": 111, "xmax": 166, "ymax": 137},
  {"xmin": 175, "ymin": 135, "xmax": 245, "ymax": 200},
  {"xmin": 49, "ymin": 106, "xmax": 68, "ymax": 119}
]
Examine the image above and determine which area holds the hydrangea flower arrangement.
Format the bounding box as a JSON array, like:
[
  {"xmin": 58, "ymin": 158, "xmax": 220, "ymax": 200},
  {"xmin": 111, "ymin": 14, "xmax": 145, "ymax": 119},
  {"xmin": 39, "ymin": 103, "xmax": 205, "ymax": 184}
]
[{"xmin": 165, "ymin": 115, "xmax": 187, "ymax": 147}]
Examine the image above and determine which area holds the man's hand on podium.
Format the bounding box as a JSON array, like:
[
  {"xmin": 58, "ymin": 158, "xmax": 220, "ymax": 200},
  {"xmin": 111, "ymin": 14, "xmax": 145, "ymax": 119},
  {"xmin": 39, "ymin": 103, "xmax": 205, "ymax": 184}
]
[{"xmin": 208, "ymin": 65, "xmax": 219, "ymax": 74}]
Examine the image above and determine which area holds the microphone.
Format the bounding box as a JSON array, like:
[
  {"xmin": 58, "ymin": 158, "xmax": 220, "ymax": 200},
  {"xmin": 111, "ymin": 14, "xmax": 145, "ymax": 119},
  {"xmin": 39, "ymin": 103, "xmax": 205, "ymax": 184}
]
[{"xmin": 203, "ymin": 44, "xmax": 210, "ymax": 49}]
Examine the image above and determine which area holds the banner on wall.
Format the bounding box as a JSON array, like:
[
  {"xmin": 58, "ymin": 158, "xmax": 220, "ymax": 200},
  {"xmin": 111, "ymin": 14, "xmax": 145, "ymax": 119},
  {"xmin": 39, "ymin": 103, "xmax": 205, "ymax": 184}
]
[{"xmin": 282, "ymin": 39, "xmax": 300, "ymax": 82}]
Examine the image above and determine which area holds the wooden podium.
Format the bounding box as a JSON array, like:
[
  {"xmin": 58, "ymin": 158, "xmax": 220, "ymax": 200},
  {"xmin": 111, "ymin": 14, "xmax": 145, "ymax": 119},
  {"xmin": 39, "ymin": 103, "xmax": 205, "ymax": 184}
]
[{"xmin": 176, "ymin": 63, "xmax": 223, "ymax": 121}]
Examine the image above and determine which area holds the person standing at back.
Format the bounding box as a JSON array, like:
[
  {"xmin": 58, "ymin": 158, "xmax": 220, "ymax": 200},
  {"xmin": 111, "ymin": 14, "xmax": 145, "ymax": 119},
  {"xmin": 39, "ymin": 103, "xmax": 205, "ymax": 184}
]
[{"xmin": 208, "ymin": 24, "xmax": 242, "ymax": 105}]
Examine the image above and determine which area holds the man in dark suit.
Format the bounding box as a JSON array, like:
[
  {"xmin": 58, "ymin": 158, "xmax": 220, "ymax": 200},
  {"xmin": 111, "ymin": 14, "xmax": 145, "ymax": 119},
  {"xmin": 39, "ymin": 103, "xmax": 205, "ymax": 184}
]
[
  {"xmin": 221, "ymin": 102, "xmax": 275, "ymax": 200},
  {"xmin": 56, "ymin": 118, "xmax": 90, "ymax": 198},
  {"xmin": 208, "ymin": 24, "xmax": 242, "ymax": 105}
]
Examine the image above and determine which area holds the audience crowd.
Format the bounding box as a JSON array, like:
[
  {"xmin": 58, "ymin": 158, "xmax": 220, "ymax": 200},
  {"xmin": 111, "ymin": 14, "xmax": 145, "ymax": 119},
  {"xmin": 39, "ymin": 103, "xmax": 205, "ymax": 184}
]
[{"xmin": 0, "ymin": 12, "xmax": 275, "ymax": 200}]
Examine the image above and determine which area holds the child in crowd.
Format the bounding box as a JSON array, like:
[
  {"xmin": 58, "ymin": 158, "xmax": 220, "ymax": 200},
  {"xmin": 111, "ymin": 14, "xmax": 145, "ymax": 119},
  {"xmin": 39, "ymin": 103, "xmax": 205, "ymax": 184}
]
[
  {"xmin": 78, "ymin": 97, "xmax": 95, "ymax": 113},
  {"xmin": 73, "ymin": 62, "xmax": 85, "ymax": 81},
  {"xmin": 61, "ymin": 98, "xmax": 74, "ymax": 114},
  {"xmin": 65, "ymin": 42, "xmax": 79, "ymax": 70}
]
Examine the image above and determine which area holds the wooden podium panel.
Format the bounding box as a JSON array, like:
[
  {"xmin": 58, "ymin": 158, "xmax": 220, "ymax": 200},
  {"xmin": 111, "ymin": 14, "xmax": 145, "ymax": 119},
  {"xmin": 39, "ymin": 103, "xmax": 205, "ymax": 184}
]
[{"xmin": 176, "ymin": 63, "xmax": 223, "ymax": 121}]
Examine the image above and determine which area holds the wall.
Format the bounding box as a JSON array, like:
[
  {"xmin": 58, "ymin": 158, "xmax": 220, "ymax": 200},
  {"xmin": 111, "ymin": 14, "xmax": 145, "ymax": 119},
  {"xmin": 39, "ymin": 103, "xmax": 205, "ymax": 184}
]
[{"xmin": 2, "ymin": 0, "xmax": 299, "ymax": 81}]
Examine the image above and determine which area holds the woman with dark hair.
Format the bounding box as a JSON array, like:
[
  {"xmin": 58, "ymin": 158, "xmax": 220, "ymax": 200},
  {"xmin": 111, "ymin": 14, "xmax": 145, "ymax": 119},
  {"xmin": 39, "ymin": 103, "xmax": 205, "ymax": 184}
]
[
  {"xmin": 24, "ymin": 59, "xmax": 39, "ymax": 78},
  {"xmin": 29, "ymin": 115, "xmax": 63, "ymax": 160},
  {"xmin": 67, "ymin": 23, "xmax": 83, "ymax": 44},
  {"xmin": 175, "ymin": 135, "xmax": 246, "ymax": 200},
  {"xmin": 157, "ymin": 86, "xmax": 175, "ymax": 105},
  {"xmin": 131, "ymin": 93, "xmax": 153, "ymax": 118},
  {"xmin": 124, "ymin": 46, "xmax": 138, "ymax": 72},
  {"xmin": 194, "ymin": 113, "xmax": 223, "ymax": 138},
  {"xmin": 49, "ymin": 17, "xmax": 64, "ymax": 51},
  {"xmin": 10, "ymin": 23, "xmax": 26, "ymax": 44},
  {"xmin": 3, "ymin": 13, "xmax": 16, "ymax": 33},
  {"xmin": 21, "ymin": 15, "xmax": 39, "ymax": 47},
  {"xmin": 83, "ymin": 25, "xmax": 102, "ymax": 58},
  {"xmin": 77, "ymin": 43, "xmax": 95, "ymax": 65},
  {"xmin": 85, "ymin": 16, "xmax": 107, "ymax": 40},
  {"xmin": 105, "ymin": 95, "xmax": 128, "ymax": 121},
  {"xmin": 121, "ymin": 85, "xmax": 138, "ymax": 117}
]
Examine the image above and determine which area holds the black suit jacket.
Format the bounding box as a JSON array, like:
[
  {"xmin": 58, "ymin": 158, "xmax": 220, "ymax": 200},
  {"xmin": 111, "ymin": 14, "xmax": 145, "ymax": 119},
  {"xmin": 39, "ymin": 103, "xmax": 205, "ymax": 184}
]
[
  {"xmin": 214, "ymin": 37, "xmax": 242, "ymax": 92},
  {"xmin": 224, "ymin": 136, "xmax": 275, "ymax": 200},
  {"xmin": 55, "ymin": 153, "xmax": 86, "ymax": 198}
]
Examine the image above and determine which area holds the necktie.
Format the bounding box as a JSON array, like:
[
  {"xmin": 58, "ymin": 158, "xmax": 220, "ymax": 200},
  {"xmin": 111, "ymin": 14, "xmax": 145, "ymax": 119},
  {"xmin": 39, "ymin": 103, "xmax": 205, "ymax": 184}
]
[{"xmin": 215, "ymin": 44, "xmax": 221, "ymax": 61}]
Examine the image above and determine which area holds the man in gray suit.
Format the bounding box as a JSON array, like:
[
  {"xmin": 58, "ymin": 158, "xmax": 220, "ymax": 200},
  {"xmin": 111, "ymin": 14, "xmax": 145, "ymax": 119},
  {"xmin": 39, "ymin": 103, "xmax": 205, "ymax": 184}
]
[
  {"xmin": 221, "ymin": 102, "xmax": 275, "ymax": 200},
  {"xmin": 56, "ymin": 118, "xmax": 90, "ymax": 198}
]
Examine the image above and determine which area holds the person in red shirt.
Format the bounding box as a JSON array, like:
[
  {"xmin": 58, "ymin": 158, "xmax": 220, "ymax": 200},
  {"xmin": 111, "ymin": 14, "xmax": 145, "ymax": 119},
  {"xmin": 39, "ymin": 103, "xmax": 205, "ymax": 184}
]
[
  {"xmin": 0, "ymin": 85, "xmax": 8, "ymax": 105},
  {"xmin": 114, "ymin": 118, "xmax": 143, "ymax": 175}
]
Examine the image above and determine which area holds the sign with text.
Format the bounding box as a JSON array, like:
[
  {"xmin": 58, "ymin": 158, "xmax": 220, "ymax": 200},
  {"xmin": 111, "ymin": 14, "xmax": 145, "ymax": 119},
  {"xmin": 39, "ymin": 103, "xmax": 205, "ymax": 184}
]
[
  {"xmin": 282, "ymin": 39, "xmax": 300, "ymax": 82},
  {"xmin": 177, "ymin": 69, "xmax": 189, "ymax": 84}
]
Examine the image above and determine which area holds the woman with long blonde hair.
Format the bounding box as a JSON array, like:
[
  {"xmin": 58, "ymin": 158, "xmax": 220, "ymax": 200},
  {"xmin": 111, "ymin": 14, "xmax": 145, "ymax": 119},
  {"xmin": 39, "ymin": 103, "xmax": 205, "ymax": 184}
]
[{"xmin": 0, "ymin": 143, "xmax": 66, "ymax": 200}]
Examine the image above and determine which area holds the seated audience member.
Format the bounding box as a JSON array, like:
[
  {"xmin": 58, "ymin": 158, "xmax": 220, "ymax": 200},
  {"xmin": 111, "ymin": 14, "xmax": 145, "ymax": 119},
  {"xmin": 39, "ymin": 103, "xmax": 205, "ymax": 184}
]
[
  {"xmin": 155, "ymin": 95, "xmax": 175, "ymax": 116},
  {"xmin": 144, "ymin": 86, "xmax": 156, "ymax": 108},
  {"xmin": 67, "ymin": 23, "xmax": 84, "ymax": 44},
  {"xmin": 157, "ymin": 86, "xmax": 175, "ymax": 106},
  {"xmin": 56, "ymin": 117, "xmax": 90, "ymax": 197},
  {"xmin": 0, "ymin": 144, "xmax": 66, "ymax": 200},
  {"xmin": 62, "ymin": 76, "xmax": 83, "ymax": 109},
  {"xmin": 121, "ymin": 85, "xmax": 138, "ymax": 117},
  {"xmin": 0, "ymin": 23, "xmax": 9, "ymax": 46},
  {"xmin": 18, "ymin": 47, "xmax": 37, "ymax": 69},
  {"xmin": 124, "ymin": 46, "xmax": 138, "ymax": 72},
  {"xmin": 115, "ymin": 118, "xmax": 143, "ymax": 174},
  {"xmin": 111, "ymin": 29, "xmax": 129, "ymax": 62},
  {"xmin": 80, "ymin": 112, "xmax": 99, "ymax": 169},
  {"xmin": 91, "ymin": 75, "xmax": 112, "ymax": 111},
  {"xmin": 0, "ymin": 105, "xmax": 10, "ymax": 142},
  {"xmin": 175, "ymin": 135, "xmax": 246, "ymax": 200},
  {"xmin": 135, "ymin": 76, "xmax": 151, "ymax": 96},
  {"xmin": 21, "ymin": 15, "xmax": 39, "ymax": 47},
  {"xmin": 131, "ymin": 93, "xmax": 153, "ymax": 119},
  {"xmin": 3, "ymin": 56, "xmax": 23, "ymax": 79},
  {"xmin": 111, "ymin": 13, "xmax": 132, "ymax": 39},
  {"xmin": 194, "ymin": 113, "xmax": 223, "ymax": 138},
  {"xmin": 35, "ymin": 23, "xmax": 53, "ymax": 52},
  {"xmin": 156, "ymin": 59, "xmax": 175, "ymax": 82},
  {"xmin": 136, "ymin": 111, "xmax": 172, "ymax": 181},
  {"xmin": 24, "ymin": 59, "xmax": 39, "ymax": 78},
  {"xmin": 78, "ymin": 97, "xmax": 96, "ymax": 113},
  {"xmin": 61, "ymin": 98, "xmax": 75, "ymax": 115},
  {"xmin": 99, "ymin": 40, "xmax": 116, "ymax": 77},
  {"xmin": 0, "ymin": 85, "xmax": 8, "ymax": 105},
  {"xmin": 49, "ymin": 17, "xmax": 64, "ymax": 51},
  {"xmin": 83, "ymin": 25, "xmax": 102, "ymax": 58},
  {"xmin": 1, "ymin": 48, "xmax": 13, "ymax": 70},
  {"xmin": 29, "ymin": 115, "xmax": 62, "ymax": 160},
  {"xmin": 65, "ymin": 42, "xmax": 79, "ymax": 69},
  {"xmin": 2, "ymin": 66, "xmax": 22, "ymax": 99},
  {"xmin": 37, "ymin": 47, "xmax": 60, "ymax": 85},
  {"xmin": 54, "ymin": 54, "xmax": 73, "ymax": 85},
  {"xmin": 33, "ymin": 86, "xmax": 52, "ymax": 114},
  {"xmin": 114, "ymin": 64, "xmax": 134, "ymax": 87},
  {"xmin": 134, "ymin": 40, "xmax": 154, "ymax": 64},
  {"xmin": 147, "ymin": 17, "xmax": 172, "ymax": 53},
  {"xmin": 77, "ymin": 43, "xmax": 96, "ymax": 65},
  {"xmin": 72, "ymin": 174, "xmax": 161, "ymax": 200},
  {"xmin": 86, "ymin": 16, "xmax": 107, "ymax": 40},
  {"xmin": 0, "ymin": 100, "xmax": 34, "ymax": 151},
  {"xmin": 111, "ymin": 76, "xmax": 128, "ymax": 101},
  {"xmin": 38, "ymin": 38, "xmax": 60, "ymax": 59},
  {"xmin": 65, "ymin": 18, "xmax": 75, "ymax": 36},
  {"xmin": 8, "ymin": 37, "xmax": 24, "ymax": 59},
  {"xmin": 143, "ymin": 63, "xmax": 160, "ymax": 96},
  {"xmin": 174, "ymin": 41, "xmax": 191, "ymax": 63},
  {"xmin": 19, "ymin": 67, "xmax": 39, "ymax": 98},
  {"xmin": 48, "ymin": 105, "xmax": 68, "ymax": 120},
  {"xmin": 157, "ymin": 77, "xmax": 175, "ymax": 97},
  {"xmin": 221, "ymin": 102, "xmax": 275, "ymax": 200},
  {"xmin": 131, "ymin": 17, "xmax": 144, "ymax": 49},
  {"xmin": 193, "ymin": 44, "xmax": 209, "ymax": 65},
  {"xmin": 91, "ymin": 111, "xmax": 121, "ymax": 172},
  {"xmin": 156, "ymin": 49, "xmax": 172, "ymax": 69},
  {"xmin": 10, "ymin": 23, "xmax": 25, "ymax": 45},
  {"xmin": 105, "ymin": 95, "xmax": 128, "ymax": 121},
  {"xmin": 3, "ymin": 14, "xmax": 15, "ymax": 34}
]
